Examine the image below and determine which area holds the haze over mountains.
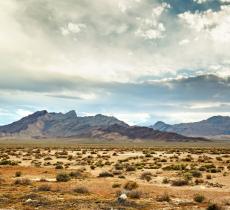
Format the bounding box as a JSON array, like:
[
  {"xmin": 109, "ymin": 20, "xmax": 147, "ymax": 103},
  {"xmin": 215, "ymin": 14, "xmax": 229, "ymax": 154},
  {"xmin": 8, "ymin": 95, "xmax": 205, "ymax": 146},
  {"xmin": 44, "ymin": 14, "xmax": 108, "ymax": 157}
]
[
  {"xmin": 151, "ymin": 116, "xmax": 230, "ymax": 138},
  {"xmin": 0, "ymin": 110, "xmax": 205, "ymax": 142}
]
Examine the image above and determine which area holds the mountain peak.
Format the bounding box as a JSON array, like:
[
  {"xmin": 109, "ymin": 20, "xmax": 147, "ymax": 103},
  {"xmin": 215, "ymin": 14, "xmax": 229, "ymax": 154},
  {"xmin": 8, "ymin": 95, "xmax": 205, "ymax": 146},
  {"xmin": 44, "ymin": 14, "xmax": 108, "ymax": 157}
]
[
  {"xmin": 65, "ymin": 110, "xmax": 77, "ymax": 118},
  {"xmin": 207, "ymin": 115, "xmax": 230, "ymax": 122}
]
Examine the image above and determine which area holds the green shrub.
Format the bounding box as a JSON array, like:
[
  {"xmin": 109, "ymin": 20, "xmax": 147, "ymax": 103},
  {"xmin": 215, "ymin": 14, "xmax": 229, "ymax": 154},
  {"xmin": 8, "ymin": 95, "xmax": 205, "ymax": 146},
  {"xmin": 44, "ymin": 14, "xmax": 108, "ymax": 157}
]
[
  {"xmin": 124, "ymin": 181, "xmax": 138, "ymax": 190},
  {"xmin": 112, "ymin": 183, "xmax": 121, "ymax": 188},
  {"xmin": 156, "ymin": 193, "xmax": 170, "ymax": 202},
  {"xmin": 171, "ymin": 179, "xmax": 188, "ymax": 186},
  {"xmin": 15, "ymin": 171, "xmax": 22, "ymax": 177},
  {"xmin": 38, "ymin": 184, "xmax": 51, "ymax": 191},
  {"xmin": 98, "ymin": 171, "xmax": 113, "ymax": 177},
  {"xmin": 207, "ymin": 203, "xmax": 222, "ymax": 210},
  {"xmin": 73, "ymin": 186, "xmax": 89, "ymax": 194},
  {"xmin": 194, "ymin": 194, "xmax": 205, "ymax": 203},
  {"xmin": 14, "ymin": 178, "xmax": 31, "ymax": 185},
  {"xmin": 127, "ymin": 190, "xmax": 141, "ymax": 199},
  {"xmin": 56, "ymin": 173, "xmax": 71, "ymax": 182}
]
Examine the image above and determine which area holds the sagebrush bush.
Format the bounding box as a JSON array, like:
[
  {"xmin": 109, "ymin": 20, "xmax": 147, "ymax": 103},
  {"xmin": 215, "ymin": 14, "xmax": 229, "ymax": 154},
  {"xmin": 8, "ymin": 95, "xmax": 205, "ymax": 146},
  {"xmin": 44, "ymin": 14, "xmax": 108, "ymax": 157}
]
[
  {"xmin": 98, "ymin": 171, "xmax": 113, "ymax": 177},
  {"xmin": 73, "ymin": 186, "xmax": 89, "ymax": 194},
  {"xmin": 38, "ymin": 184, "xmax": 51, "ymax": 191},
  {"xmin": 14, "ymin": 178, "xmax": 31, "ymax": 185},
  {"xmin": 194, "ymin": 194, "xmax": 205, "ymax": 203},
  {"xmin": 127, "ymin": 190, "xmax": 141, "ymax": 199},
  {"xmin": 171, "ymin": 179, "xmax": 188, "ymax": 186},
  {"xmin": 124, "ymin": 181, "xmax": 138, "ymax": 190},
  {"xmin": 156, "ymin": 193, "xmax": 170, "ymax": 202},
  {"xmin": 56, "ymin": 173, "xmax": 71, "ymax": 182}
]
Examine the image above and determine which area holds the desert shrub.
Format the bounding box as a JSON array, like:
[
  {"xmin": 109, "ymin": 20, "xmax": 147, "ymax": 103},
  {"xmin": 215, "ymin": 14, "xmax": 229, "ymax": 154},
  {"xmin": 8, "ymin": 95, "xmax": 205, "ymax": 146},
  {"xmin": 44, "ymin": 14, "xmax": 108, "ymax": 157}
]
[
  {"xmin": 112, "ymin": 183, "xmax": 121, "ymax": 188},
  {"xmin": 39, "ymin": 178, "xmax": 48, "ymax": 182},
  {"xmin": 191, "ymin": 170, "xmax": 202, "ymax": 178},
  {"xmin": 0, "ymin": 159, "xmax": 17, "ymax": 165},
  {"xmin": 162, "ymin": 177, "xmax": 169, "ymax": 184},
  {"xmin": 163, "ymin": 164, "xmax": 187, "ymax": 171},
  {"xmin": 56, "ymin": 173, "xmax": 71, "ymax": 182},
  {"xmin": 183, "ymin": 172, "xmax": 193, "ymax": 181},
  {"xmin": 69, "ymin": 170, "xmax": 83, "ymax": 179},
  {"xmin": 216, "ymin": 157, "xmax": 222, "ymax": 161},
  {"xmin": 90, "ymin": 165, "xmax": 95, "ymax": 170},
  {"xmin": 140, "ymin": 171, "xmax": 152, "ymax": 182},
  {"xmin": 98, "ymin": 171, "xmax": 114, "ymax": 177},
  {"xmin": 195, "ymin": 178, "xmax": 204, "ymax": 185},
  {"xmin": 171, "ymin": 179, "xmax": 188, "ymax": 186},
  {"xmin": 15, "ymin": 171, "xmax": 22, "ymax": 177},
  {"xmin": 55, "ymin": 165, "xmax": 63, "ymax": 169},
  {"xmin": 207, "ymin": 203, "xmax": 222, "ymax": 210},
  {"xmin": 127, "ymin": 190, "xmax": 141, "ymax": 199},
  {"xmin": 73, "ymin": 186, "xmax": 89, "ymax": 194},
  {"xmin": 126, "ymin": 165, "xmax": 136, "ymax": 172},
  {"xmin": 194, "ymin": 194, "xmax": 205, "ymax": 203},
  {"xmin": 113, "ymin": 170, "xmax": 122, "ymax": 175},
  {"xmin": 156, "ymin": 193, "xmax": 170, "ymax": 202},
  {"xmin": 206, "ymin": 174, "xmax": 212, "ymax": 179},
  {"xmin": 14, "ymin": 178, "xmax": 31, "ymax": 185},
  {"xmin": 38, "ymin": 184, "xmax": 51, "ymax": 191},
  {"xmin": 124, "ymin": 181, "xmax": 138, "ymax": 190}
]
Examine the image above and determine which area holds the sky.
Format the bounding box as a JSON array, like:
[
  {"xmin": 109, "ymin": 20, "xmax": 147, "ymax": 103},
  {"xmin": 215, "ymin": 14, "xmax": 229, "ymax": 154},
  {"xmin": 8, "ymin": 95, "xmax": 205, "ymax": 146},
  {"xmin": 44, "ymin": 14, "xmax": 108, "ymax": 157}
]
[{"xmin": 0, "ymin": 0, "xmax": 230, "ymax": 126}]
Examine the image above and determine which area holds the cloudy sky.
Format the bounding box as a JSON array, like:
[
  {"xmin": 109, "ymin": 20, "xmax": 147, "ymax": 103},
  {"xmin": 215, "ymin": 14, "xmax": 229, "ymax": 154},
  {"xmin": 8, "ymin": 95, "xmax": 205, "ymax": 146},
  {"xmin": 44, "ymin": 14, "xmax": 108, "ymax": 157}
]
[{"xmin": 0, "ymin": 0, "xmax": 230, "ymax": 125}]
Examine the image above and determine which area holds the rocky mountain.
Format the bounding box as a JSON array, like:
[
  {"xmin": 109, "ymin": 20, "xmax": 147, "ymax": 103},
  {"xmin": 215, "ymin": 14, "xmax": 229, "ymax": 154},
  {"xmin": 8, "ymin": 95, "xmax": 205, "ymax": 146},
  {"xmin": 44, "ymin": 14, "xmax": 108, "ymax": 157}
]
[
  {"xmin": 150, "ymin": 116, "xmax": 230, "ymax": 137},
  {"xmin": 0, "ymin": 110, "xmax": 206, "ymax": 141}
]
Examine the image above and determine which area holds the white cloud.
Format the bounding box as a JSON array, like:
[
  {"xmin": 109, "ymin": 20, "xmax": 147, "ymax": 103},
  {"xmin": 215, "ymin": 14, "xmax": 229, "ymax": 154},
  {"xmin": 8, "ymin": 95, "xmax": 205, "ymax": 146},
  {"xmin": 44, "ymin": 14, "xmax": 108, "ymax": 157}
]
[
  {"xmin": 61, "ymin": 22, "xmax": 86, "ymax": 36},
  {"xmin": 178, "ymin": 6, "xmax": 230, "ymax": 43},
  {"xmin": 179, "ymin": 39, "xmax": 190, "ymax": 45},
  {"xmin": 135, "ymin": 3, "xmax": 170, "ymax": 40},
  {"xmin": 193, "ymin": 0, "xmax": 208, "ymax": 4}
]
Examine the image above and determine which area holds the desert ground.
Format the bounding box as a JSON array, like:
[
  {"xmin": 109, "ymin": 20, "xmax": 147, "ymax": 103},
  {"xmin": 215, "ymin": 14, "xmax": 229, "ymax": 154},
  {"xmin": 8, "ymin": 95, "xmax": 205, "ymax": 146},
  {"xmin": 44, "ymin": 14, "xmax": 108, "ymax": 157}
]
[{"xmin": 0, "ymin": 140, "xmax": 230, "ymax": 210}]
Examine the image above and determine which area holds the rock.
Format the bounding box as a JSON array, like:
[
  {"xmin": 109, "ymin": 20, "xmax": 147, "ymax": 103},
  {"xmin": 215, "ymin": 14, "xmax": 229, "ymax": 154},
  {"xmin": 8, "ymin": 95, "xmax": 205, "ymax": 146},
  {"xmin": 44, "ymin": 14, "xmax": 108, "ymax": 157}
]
[{"xmin": 117, "ymin": 193, "xmax": 127, "ymax": 204}]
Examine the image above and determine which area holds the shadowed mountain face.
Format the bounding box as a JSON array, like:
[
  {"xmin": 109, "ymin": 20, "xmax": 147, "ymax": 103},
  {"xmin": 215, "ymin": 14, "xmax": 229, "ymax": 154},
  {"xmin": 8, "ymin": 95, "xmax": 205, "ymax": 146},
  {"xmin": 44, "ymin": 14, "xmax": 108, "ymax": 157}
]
[
  {"xmin": 0, "ymin": 110, "xmax": 206, "ymax": 141},
  {"xmin": 150, "ymin": 116, "xmax": 230, "ymax": 137}
]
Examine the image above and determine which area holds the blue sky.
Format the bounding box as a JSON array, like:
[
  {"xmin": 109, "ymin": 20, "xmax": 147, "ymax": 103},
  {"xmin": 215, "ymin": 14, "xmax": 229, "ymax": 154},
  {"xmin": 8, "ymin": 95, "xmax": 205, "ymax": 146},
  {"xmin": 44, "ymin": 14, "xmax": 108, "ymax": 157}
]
[{"xmin": 0, "ymin": 0, "xmax": 230, "ymax": 125}]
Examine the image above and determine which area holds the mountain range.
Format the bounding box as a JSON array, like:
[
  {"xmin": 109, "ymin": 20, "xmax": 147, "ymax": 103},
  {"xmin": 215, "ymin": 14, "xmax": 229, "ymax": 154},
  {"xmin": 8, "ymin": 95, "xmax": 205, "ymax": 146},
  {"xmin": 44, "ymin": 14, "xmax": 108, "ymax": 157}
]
[
  {"xmin": 150, "ymin": 116, "xmax": 230, "ymax": 138},
  {"xmin": 0, "ymin": 110, "xmax": 205, "ymax": 142}
]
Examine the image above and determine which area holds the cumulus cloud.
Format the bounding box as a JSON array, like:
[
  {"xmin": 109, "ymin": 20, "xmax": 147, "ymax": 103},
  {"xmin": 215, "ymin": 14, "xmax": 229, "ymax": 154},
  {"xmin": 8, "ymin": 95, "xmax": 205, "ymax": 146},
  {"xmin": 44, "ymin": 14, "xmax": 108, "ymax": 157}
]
[
  {"xmin": 61, "ymin": 23, "xmax": 87, "ymax": 36},
  {"xmin": 0, "ymin": 0, "xmax": 230, "ymax": 124},
  {"xmin": 135, "ymin": 2, "xmax": 170, "ymax": 40}
]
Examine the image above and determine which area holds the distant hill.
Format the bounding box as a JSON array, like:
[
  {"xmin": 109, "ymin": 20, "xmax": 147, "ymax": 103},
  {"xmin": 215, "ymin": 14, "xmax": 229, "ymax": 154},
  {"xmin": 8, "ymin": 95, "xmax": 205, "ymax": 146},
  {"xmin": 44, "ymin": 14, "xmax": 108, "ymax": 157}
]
[
  {"xmin": 0, "ymin": 110, "xmax": 206, "ymax": 141},
  {"xmin": 150, "ymin": 116, "xmax": 230, "ymax": 138}
]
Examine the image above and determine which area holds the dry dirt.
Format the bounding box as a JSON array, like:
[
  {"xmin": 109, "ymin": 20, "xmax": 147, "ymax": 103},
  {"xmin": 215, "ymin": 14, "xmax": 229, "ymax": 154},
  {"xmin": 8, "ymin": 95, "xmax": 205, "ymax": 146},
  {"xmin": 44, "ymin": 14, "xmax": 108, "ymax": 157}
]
[{"xmin": 0, "ymin": 143, "xmax": 230, "ymax": 210}]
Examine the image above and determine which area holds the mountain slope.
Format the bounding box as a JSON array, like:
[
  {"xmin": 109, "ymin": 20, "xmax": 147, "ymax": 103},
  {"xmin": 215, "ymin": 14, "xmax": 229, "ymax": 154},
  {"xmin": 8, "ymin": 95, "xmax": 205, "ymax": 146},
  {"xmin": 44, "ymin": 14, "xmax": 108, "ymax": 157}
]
[
  {"xmin": 0, "ymin": 110, "xmax": 207, "ymax": 141},
  {"xmin": 150, "ymin": 116, "xmax": 230, "ymax": 137}
]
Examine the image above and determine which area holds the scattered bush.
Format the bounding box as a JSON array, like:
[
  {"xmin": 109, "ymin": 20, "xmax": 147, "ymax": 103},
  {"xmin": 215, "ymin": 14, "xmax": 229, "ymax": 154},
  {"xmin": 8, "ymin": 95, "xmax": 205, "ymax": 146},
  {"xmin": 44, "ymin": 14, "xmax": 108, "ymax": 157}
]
[
  {"xmin": 156, "ymin": 193, "xmax": 171, "ymax": 202},
  {"xmin": 127, "ymin": 190, "xmax": 141, "ymax": 199},
  {"xmin": 38, "ymin": 184, "xmax": 51, "ymax": 191},
  {"xmin": 56, "ymin": 173, "xmax": 71, "ymax": 182},
  {"xmin": 15, "ymin": 171, "xmax": 22, "ymax": 177},
  {"xmin": 194, "ymin": 194, "xmax": 205, "ymax": 203},
  {"xmin": 98, "ymin": 171, "xmax": 114, "ymax": 178},
  {"xmin": 207, "ymin": 203, "xmax": 222, "ymax": 210},
  {"xmin": 162, "ymin": 177, "xmax": 169, "ymax": 184},
  {"xmin": 73, "ymin": 186, "xmax": 89, "ymax": 194},
  {"xmin": 112, "ymin": 183, "xmax": 121, "ymax": 188},
  {"xmin": 171, "ymin": 179, "xmax": 188, "ymax": 186},
  {"xmin": 206, "ymin": 174, "xmax": 212, "ymax": 179},
  {"xmin": 140, "ymin": 171, "xmax": 152, "ymax": 182},
  {"xmin": 124, "ymin": 181, "xmax": 138, "ymax": 190},
  {"xmin": 14, "ymin": 178, "xmax": 31, "ymax": 185}
]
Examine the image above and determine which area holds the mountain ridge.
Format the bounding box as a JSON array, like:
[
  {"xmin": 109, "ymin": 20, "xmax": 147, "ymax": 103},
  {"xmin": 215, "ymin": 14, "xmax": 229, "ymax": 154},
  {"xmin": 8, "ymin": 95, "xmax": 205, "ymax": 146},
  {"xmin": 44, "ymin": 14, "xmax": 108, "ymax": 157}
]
[
  {"xmin": 150, "ymin": 115, "xmax": 230, "ymax": 137},
  {"xmin": 0, "ymin": 110, "xmax": 206, "ymax": 141}
]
